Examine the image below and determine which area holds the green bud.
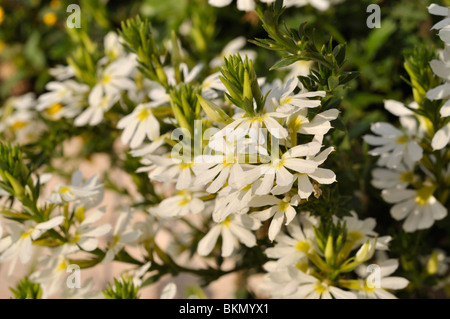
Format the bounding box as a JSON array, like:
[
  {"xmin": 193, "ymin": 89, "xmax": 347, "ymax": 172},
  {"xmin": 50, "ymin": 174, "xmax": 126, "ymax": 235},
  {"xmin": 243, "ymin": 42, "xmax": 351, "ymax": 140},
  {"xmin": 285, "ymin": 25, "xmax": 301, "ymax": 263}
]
[
  {"xmin": 197, "ymin": 95, "xmax": 232, "ymax": 124},
  {"xmin": 324, "ymin": 234, "xmax": 335, "ymax": 266},
  {"xmin": 4, "ymin": 171, "xmax": 25, "ymax": 200}
]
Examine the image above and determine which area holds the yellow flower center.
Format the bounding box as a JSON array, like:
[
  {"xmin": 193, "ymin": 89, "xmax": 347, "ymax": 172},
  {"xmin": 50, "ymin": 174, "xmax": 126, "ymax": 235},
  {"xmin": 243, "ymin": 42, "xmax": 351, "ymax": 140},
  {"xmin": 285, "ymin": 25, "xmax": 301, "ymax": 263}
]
[
  {"xmin": 138, "ymin": 108, "xmax": 150, "ymax": 121},
  {"xmin": 400, "ymin": 171, "xmax": 414, "ymax": 183},
  {"xmin": 396, "ymin": 135, "xmax": 409, "ymax": 144},
  {"xmin": 57, "ymin": 259, "xmax": 68, "ymax": 272},
  {"xmin": 102, "ymin": 74, "xmax": 112, "ymax": 85},
  {"xmin": 11, "ymin": 121, "xmax": 27, "ymax": 131},
  {"xmin": 363, "ymin": 280, "xmax": 377, "ymax": 292},
  {"xmin": 272, "ymin": 158, "xmax": 285, "ymax": 169},
  {"xmin": 72, "ymin": 233, "xmax": 81, "ymax": 243},
  {"xmin": 112, "ymin": 235, "xmax": 120, "ymax": 246},
  {"xmin": 295, "ymin": 240, "xmax": 310, "ymax": 253},
  {"xmin": 314, "ymin": 282, "xmax": 327, "ymax": 294},
  {"xmin": 221, "ymin": 216, "xmax": 231, "ymax": 227},
  {"xmin": 415, "ymin": 186, "xmax": 435, "ymax": 206},
  {"xmin": 178, "ymin": 162, "xmax": 194, "ymax": 169},
  {"xmin": 46, "ymin": 103, "xmax": 63, "ymax": 117},
  {"xmin": 279, "ymin": 200, "xmax": 290, "ymax": 212},
  {"xmin": 281, "ymin": 96, "xmax": 293, "ymax": 106},
  {"xmin": 20, "ymin": 230, "xmax": 33, "ymax": 240},
  {"xmin": 59, "ymin": 186, "xmax": 71, "ymax": 194}
]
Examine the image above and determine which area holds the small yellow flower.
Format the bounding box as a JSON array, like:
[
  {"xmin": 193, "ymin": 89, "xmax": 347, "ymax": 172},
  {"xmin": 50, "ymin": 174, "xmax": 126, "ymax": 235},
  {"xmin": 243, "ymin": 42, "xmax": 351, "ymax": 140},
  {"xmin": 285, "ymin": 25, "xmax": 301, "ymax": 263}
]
[
  {"xmin": 0, "ymin": 41, "xmax": 4, "ymax": 53},
  {"xmin": 43, "ymin": 12, "xmax": 57, "ymax": 26}
]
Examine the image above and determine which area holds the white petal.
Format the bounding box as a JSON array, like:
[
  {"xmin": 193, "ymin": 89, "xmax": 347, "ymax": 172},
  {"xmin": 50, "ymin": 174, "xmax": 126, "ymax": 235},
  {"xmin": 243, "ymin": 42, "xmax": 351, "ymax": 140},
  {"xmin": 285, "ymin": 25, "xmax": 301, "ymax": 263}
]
[
  {"xmin": 268, "ymin": 211, "xmax": 285, "ymax": 241},
  {"xmin": 160, "ymin": 282, "xmax": 177, "ymax": 299},
  {"xmin": 197, "ymin": 225, "xmax": 221, "ymax": 256},
  {"xmin": 381, "ymin": 189, "xmax": 415, "ymax": 204},
  {"xmin": 381, "ymin": 277, "xmax": 409, "ymax": 290},
  {"xmin": 221, "ymin": 226, "xmax": 236, "ymax": 257}
]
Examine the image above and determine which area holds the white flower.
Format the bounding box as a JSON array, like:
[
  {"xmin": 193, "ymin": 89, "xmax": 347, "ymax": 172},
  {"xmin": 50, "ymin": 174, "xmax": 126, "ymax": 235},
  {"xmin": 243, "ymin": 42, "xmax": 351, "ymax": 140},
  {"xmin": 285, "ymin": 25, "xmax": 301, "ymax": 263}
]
[
  {"xmin": 269, "ymin": 77, "xmax": 326, "ymax": 113},
  {"xmin": 49, "ymin": 65, "xmax": 75, "ymax": 81},
  {"xmin": 262, "ymin": 266, "xmax": 356, "ymax": 299},
  {"xmin": 357, "ymin": 259, "xmax": 409, "ymax": 299},
  {"xmin": 194, "ymin": 156, "xmax": 246, "ymax": 194},
  {"xmin": 264, "ymin": 214, "xmax": 317, "ymax": 267},
  {"xmin": 211, "ymin": 184, "xmax": 253, "ymax": 222},
  {"xmin": 102, "ymin": 207, "xmax": 141, "ymax": 264},
  {"xmin": 0, "ymin": 216, "xmax": 65, "ymax": 275},
  {"xmin": 37, "ymin": 80, "xmax": 89, "ymax": 120},
  {"xmin": 137, "ymin": 152, "xmax": 197, "ymax": 190},
  {"xmin": 101, "ymin": 32, "xmax": 126, "ymax": 64},
  {"xmin": 270, "ymin": 146, "xmax": 336, "ymax": 199},
  {"xmin": 371, "ymin": 162, "xmax": 416, "ymax": 190},
  {"xmin": 47, "ymin": 170, "xmax": 102, "ymax": 204},
  {"xmin": 210, "ymin": 36, "xmax": 257, "ymax": 68},
  {"xmin": 290, "ymin": 268, "xmax": 356, "ymax": 299},
  {"xmin": 234, "ymin": 142, "xmax": 322, "ymax": 195},
  {"xmin": 74, "ymin": 89, "xmax": 119, "ymax": 126},
  {"xmin": 0, "ymin": 99, "xmax": 47, "ymax": 144},
  {"xmin": 69, "ymin": 207, "xmax": 112, "ymax": 251},
  {"xmin": 92, "ymin": 55, "xmax": 136, "ymax": 98},
  {"xmin": 336, "ymin": 212, "xmax": 391, "ymax": 251},
  {"xmin": 249, "ymin": 195, "xmax": 300, "ymax": 241},
  {"xmin": 117, "ymin": 102, "xmax": 161, "ymax": 148},
  {"xmin": 152, "ymin": 189, "xmax": 205, "ymax": 218},
  {"xmin": 363, "ymin": 120, "xmax": 423, "ymax": 169},
  {"xmin": 286, "ymin": 108, "xmax": 339, "ymax": 144},
  {"xmin": 428, "ymin": 4, "xmax": 450, "ymax": 30},
  {"xmin": 29, "ymin": 244, "xmax": 79, "ymax": 298},
  {"xmin": 197, "ymin": 214, "xmax": 260, "ymax": 257},
  {"xmin": 382, "ymin": 186, "xmax": 447, "ymax": 232}
]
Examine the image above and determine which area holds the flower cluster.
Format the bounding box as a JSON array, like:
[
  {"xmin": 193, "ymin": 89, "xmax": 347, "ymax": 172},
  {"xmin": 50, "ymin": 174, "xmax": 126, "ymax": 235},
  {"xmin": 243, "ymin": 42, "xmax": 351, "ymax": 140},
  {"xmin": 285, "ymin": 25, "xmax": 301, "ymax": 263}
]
[
  {"xmin": 362, "ymin": 6, "xmax": 450, "ymax": 232},
  {"xmin": 260, "ymin": 212, "xmax": 408, "ymax": 299}
]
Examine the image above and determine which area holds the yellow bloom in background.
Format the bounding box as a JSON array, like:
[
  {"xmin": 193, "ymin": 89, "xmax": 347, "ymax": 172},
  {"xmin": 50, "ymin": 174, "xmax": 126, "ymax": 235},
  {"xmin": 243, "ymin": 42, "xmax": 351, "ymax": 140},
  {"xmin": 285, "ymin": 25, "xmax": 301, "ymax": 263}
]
[
  {"xmin": 43, "ymin": 12, "xmax": 57, "ymax": 26},
  {"xmin": 0, "ymin": 6, "xmax": 4, "ymax": 25},
  {"xmin": 0, "ymin": 41, "xmax": 4, "ymax": 53},
  {"xmin": 50, "ymin": 0, "xmax": 61, "ymax": 10}
]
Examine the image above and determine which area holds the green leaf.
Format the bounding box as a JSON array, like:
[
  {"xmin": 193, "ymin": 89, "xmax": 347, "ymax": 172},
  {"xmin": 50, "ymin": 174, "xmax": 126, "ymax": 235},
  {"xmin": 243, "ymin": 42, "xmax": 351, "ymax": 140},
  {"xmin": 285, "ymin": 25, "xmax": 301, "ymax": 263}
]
[
  {"xmin": 328, "ymin": 76, "xmax": 340, "ymax": 91},
  {"xmin": 270, "ymin": 55, "xmax": 300, "ymax": 70},
  {"xmin": 365, "ymin": 19, "xmax": 397, "ymax": 61}
]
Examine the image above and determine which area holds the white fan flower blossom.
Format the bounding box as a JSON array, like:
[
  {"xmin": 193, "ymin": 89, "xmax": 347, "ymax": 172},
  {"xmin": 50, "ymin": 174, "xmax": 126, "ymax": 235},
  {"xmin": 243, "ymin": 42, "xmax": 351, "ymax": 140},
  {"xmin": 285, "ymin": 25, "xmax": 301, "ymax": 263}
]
[
  {"xmin": 197, "ymin": 214, "xmax": 261, "ymax": 257},
  {"xmin": 363, "ymin": 119, "xmax": 423, "ymax": 169},
  {"xmin": 381, "ymin": 186, "xmax": 447, "ymax": 232},
  {"xmin": 0, "ymin": 216, "xmax": 65, "ymax": 275},
  {"xmin": 117, "ymin": 102, "xmax": 161, "ymax": 148},
  {"xmin": 249, "ymin": 195, "xmax": 300, "ymax": 241},
  {"xmin": 102, "ymin": 207, "xmax": 141, "ymax": 264},
  {"xmin": 356, "ymin": 259, "xmax": 409, "ymax": 299}
]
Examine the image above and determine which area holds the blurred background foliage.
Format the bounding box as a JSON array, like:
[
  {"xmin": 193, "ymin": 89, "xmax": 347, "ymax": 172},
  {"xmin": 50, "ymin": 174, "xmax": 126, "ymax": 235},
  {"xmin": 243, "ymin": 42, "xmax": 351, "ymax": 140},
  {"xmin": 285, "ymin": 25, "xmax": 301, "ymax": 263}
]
[{"xmin": 0, "ymin": 0, "xmax": 449, "ymax": 297}]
